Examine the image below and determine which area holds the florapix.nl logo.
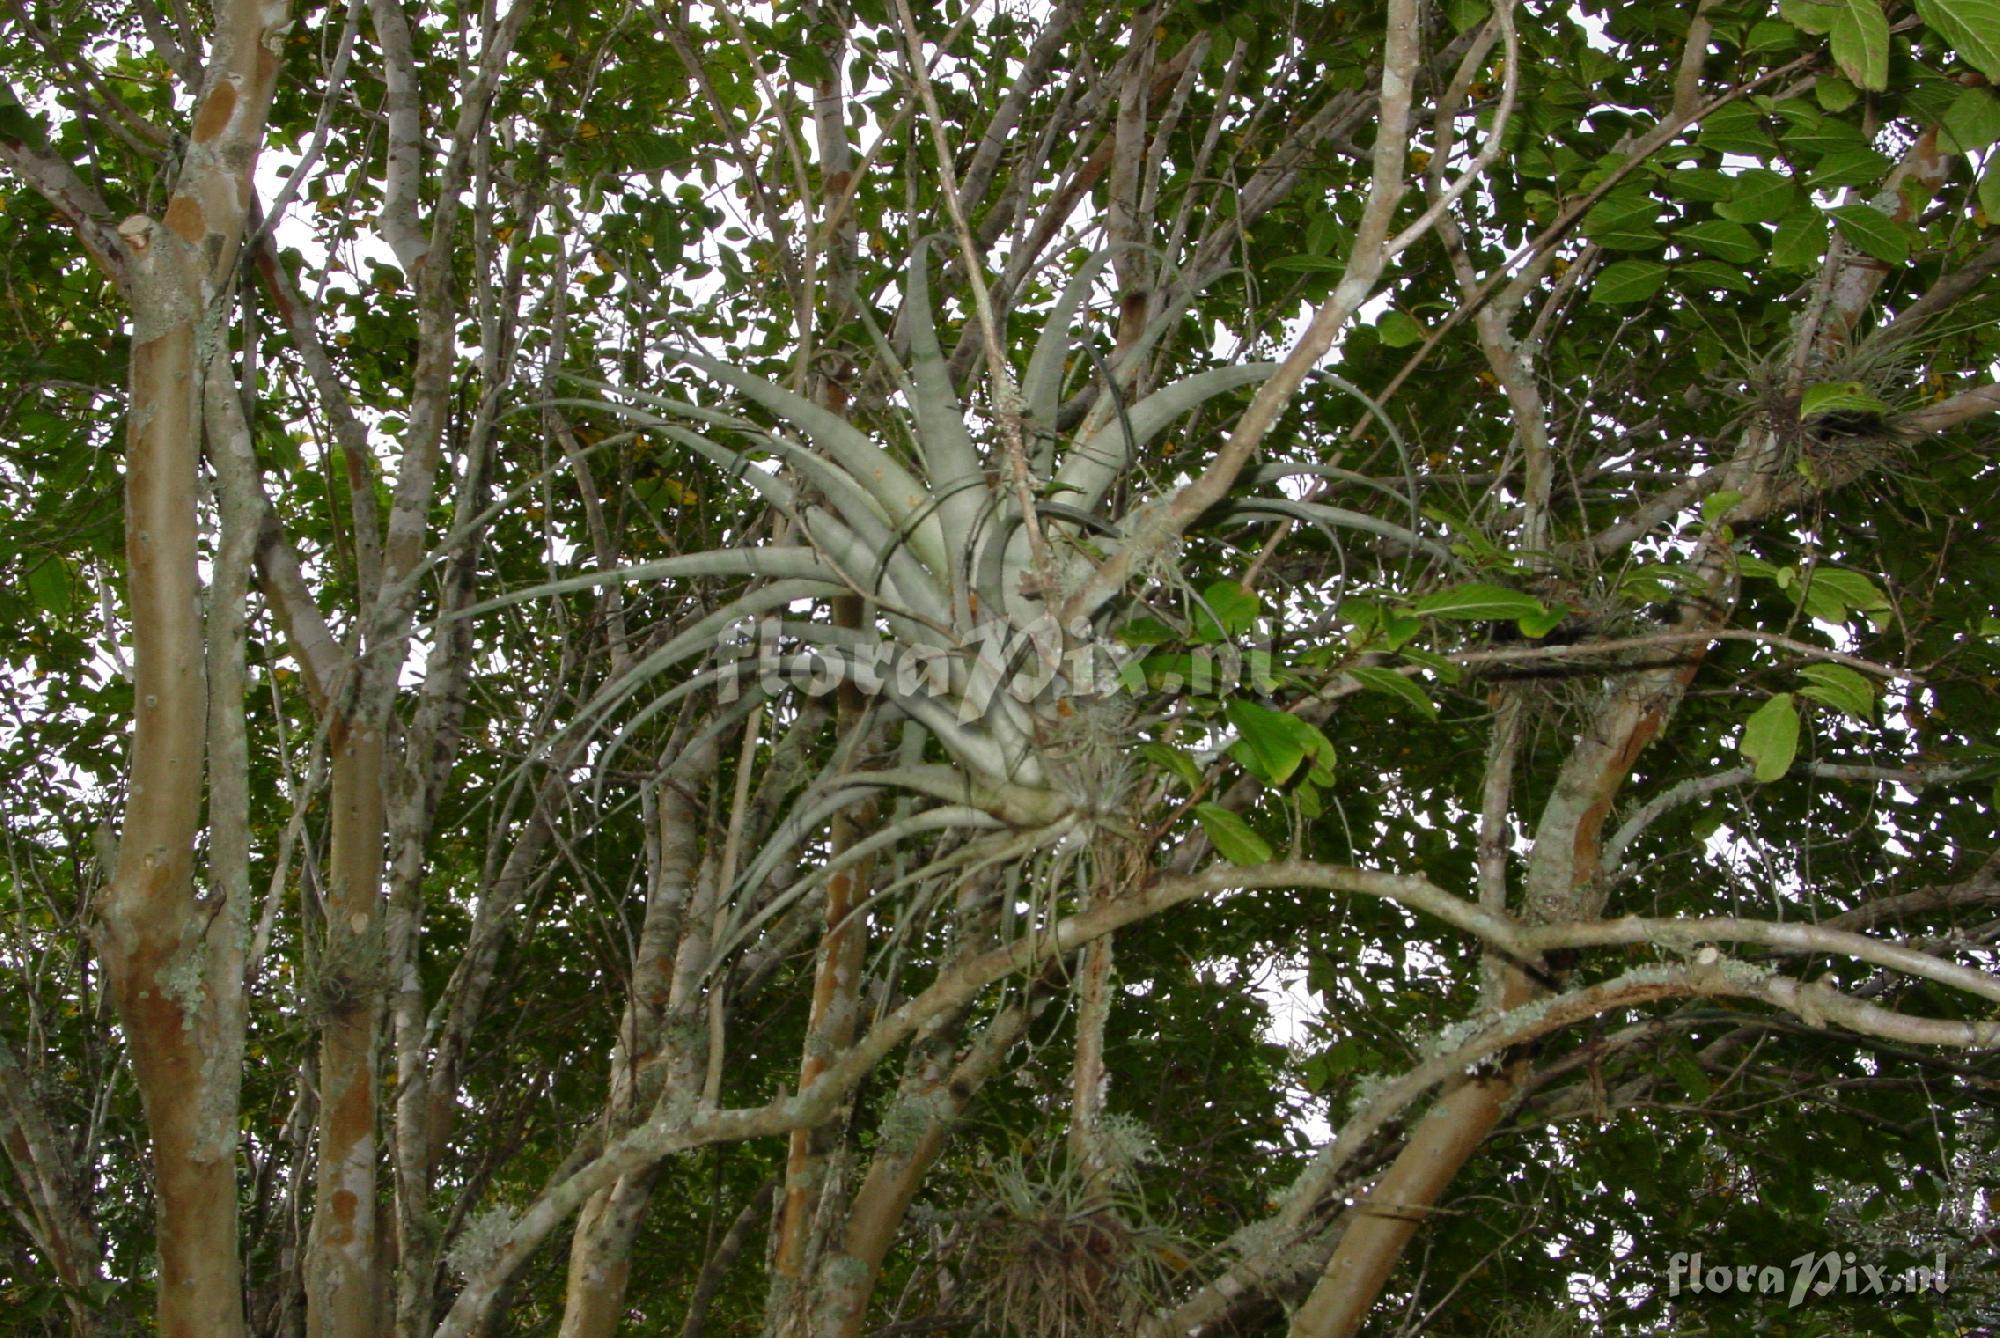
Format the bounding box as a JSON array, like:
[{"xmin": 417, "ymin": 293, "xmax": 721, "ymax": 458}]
[
  {"xmin": 712, "ymin": 613, "xmax": 1279, "ymax": 717},
  {"xmin": 1667, "ymin": 1250, "xmax": 1949, "ymax": 1308}
]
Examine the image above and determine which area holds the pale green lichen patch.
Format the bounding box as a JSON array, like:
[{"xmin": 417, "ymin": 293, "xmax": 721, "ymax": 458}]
[
  {"xmin": 446, "ymin": 1206, "xmax": 516, "ymax": 1281},
  {"xmin": 157, "ymin": 943, "xmax": 208, "ymax": 1030}
]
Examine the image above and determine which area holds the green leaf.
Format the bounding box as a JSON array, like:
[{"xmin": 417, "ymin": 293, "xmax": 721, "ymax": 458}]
[
  {"xmin": 1793, "ymin": 567, "xmax": 1891, "ymax": 622},
  {"xmin": 1914, "ymin": 0, "xmax": 2000, "ymax": 80},
  {"xmin": 1941, "ymin": 87, "xmax": 2000, "ymax": 153},
  {"xmin": 1828, "ymin": 204, "xmax": 1910, "ymax": 264},
  {"xmin": 26, "ymin": 557, "xmax": 70, "ymax": 616},
  {"xmin": 1378, "ymin": 609, "xmax": 1422, "ymax": 650},
  {"xmin": 1582, "ymin": 192, "xmax": 1667, "ymax": 250},
  {"xmin": 1306, "ymin": 212, "xmax": 1346, "ymax": 256},
  {"xmin": 1815, "ymin": 72, "xmax": 1860, "ymax": 112},
  {"xmin": 1800, "ymin": 380, "xmax": 1891, "ymax": 419},
  {"xmin": 1805, "ymin": 144, "xmax": 1893, "ymax": 189},
  {"xmin": 1736, "ymin": 555, "xmax": 1782, "ymax": 581},
  {"xmin": 1827, "ymin": 0, "xmax": 1890, "ymax": 90},
  {"xmin": 1117, "ymin": 616, "xmax": 1179, "ymax": 646},
  {"xmin": 1269, "ymin": 254, "xmax": 1346, "ymax": 273},
  {"xmin": 1377, "ymin": 310, "xmax": 1425, "ymax": 347},
  {"xmin": 1770, "ymin": 210, "xmax": 1830, "ymax": 270},
  {"xmin": 1344, "ymin": 597, "xmax": 1420, "ymax": 651},
  {"xmin": 1716, "ymin": 169, "xmax": 1796, "ymax": 223},
  {"xmin": 1226, "ymin": 699, "xmax": 1307, "ymax": 785},
  {"xmin": 1295, "ymin": 717, "xmax": 1340, "ymax": 779},
  {"xmin": 1741, "ymin": 693, "xmax": 1802, "ymax": 782},
  {"xmin": 1515, "ymin": 605, "xmax": 1571, "ymax": 639},
  {"xmin": 1347, "ymin": 665, "xmax": 1438, "ymax": 719},
  {"xmin": 1591, "ymin": 259, "xmax": 1668, "ymax": 305},
  {"xmin": 1194, "ymin": 803, "xmax": 1274, "ymax": 865},
  {"xmin": 1412, "ymin": 582, "xmax": 1546, "ymax": 621},
  {"xmin": 1658, "ymin": 167, "xmax": 1733, "ymax": 203},
  {"xmin": 1778, "ymin": 99, "xmax": 1862, "ymax": 146},
  {"xmin": 1116, "ymin": 656, "xmax": 1152, "ymax": 694},
  {"xmin": 1193, "ymin": 580, "xmax": 1262, "ymax": 642},
  {"xmin": 1747, "ymin": 18, "xmax": 1806, "ymax": 52},
  {"xmin": 1702, "ymin": 490, "xmax": 1746, "ymax": 525},
  {"xmin": 1679, "ymin": 219, "xmax": 1762, "ymax": 264},
  {"xmin": 1796, "ymin": 580, "xmax": 1846, "ymax": 621},
  {"xmin": 1698, "ymin": 102, "xmax": 1774, "ymax": 156},
  {"xmin": 1982, "ymin": 161, "xmax": 2000, "ymax": 220},
  {"xmin": 1139, "ymin": 742, "xmax": 1203, "ymax": 790},
  {"xmin": 1782, "ymin": 0, "xmax": 1838, "ymax": 34},
  {"xmin": 1799, "ymin": 663, "xmax": 1876, "ymax": 720},
  {"xmin": 1394, "ymin": 647, "xmax": 1463, "ymax": 684},
  {"xmin": 1421, "ymin": 506, "xmax": 1506, "ymax": 564},
  {"xmin": 1443, "ymin": 0, "xmax": 1488, "ymax": 32},
  {"xmin": 1249, "ymin": 702, "xmax": 1340, "ymax": 777},
  {"xmin": 1675, "ymin": 260, "xmax": 1756, "ymax": 294}
]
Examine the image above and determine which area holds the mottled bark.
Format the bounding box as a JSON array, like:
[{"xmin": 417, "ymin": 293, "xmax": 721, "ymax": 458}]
[
  {"xmin": 768, "ymin": 732, "xmax": 876, "ymax": 1331},
  {"xmin": 81, "ymin": 4, "xmax": 285, "ymax": 1334},
  {"xmin": 810, "ymin": 1001, "xmax": 1033, "ymax": 1338},
  {"xmin": 304, "ymin": 720, "xmax": 387, "ymax": 1338},
  {"xmin": 1066, "ymin": 932, "xmax": 1115, "ymax": 1176},
  {"xmin": 557, "ymin": 720, "xmax": 734, "ymax": 1338}
]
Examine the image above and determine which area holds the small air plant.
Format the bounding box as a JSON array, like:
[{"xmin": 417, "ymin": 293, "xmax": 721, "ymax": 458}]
[
  {"xmin": 950, "ymin": 1124, "xmax": 1188, "ymax": 1337},
  {"xmin": 1731, "ymin": 325, "xmax": 1921, "ymax": 483}
]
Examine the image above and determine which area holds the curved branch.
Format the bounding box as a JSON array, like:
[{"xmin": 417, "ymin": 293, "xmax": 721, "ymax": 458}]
[
  {"xmin": 1164, "ymin": 957, "xmax": 1999, "ymax": 1337},
  {"xmin": 1825, "ymin": 852, "xmax": 2000, "ymax": 932},
  {"xmin": 1060, "ymin": 0, "xmax": 1426, "ymax": 625},
  {"xmin": 431, "ymin": 854, "xmax": 1522, "ymax": 1333},
  {"xmin": 0, "ymin": 128, "xmax": 130, "ymax": 287},
  {"xmin": 1523, "ymin": 915, "xmax": 2000, "ymax": 1008},
  {"xmin": 1605, "ymin": 761, "xmax": 1971, "ymax": 872}
]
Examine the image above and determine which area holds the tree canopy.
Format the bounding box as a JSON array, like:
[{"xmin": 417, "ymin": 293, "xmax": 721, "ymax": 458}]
[{"xmin": 3, "ymin": 0, "xmax": 2000, "ymax": 1334}]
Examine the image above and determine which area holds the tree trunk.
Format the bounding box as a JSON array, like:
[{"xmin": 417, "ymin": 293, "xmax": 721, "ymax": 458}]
[
  {"xmin": 557, "ymin": 722, "xmax": 731, "ymax": 1338},
  {"xmin": 305, "ymin": 721, "xmax": 388, "ymax": 1338},
  {"xmin": 809, "ymin": 1000, "xmax": 1033, "ymax": 1338},
  {"xmin": 87, "ymin": 7, "xmax": 284, "ymax": 1330}
]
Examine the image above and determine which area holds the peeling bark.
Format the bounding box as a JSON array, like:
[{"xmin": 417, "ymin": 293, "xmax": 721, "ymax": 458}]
[{"xmin": 76, "ymin": 4, "xmax": 285, "ymax": 1334}]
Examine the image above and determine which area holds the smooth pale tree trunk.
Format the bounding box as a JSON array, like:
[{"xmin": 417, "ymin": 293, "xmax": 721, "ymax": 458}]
[
  {"xmin": 1291, "ymin": 567, "xmax": 1725, "ymax": 1337},
  {"xmin": 557, "ymin": 1164, "xmax": 665, "ymax": 1338},
  {"xmin": 82, "ymin": 5, "xmax": 284, "ymax": 1334},
  {"xmin": 99, "ymin": 285, "xmax": 246, "ymax": 1338},
  {"xmin": 768, "ymin": 604, "xmax": 877, "ymax": 1336},
  {"xmin": 557, "ymin": 736, "xmax": 720, "ymax": 1338},
  {"xmin": 766, "ymin": 37, "xmax": 871, "ymax": 1299},
  {"xmin": 806, "ymin": 1000, "xmax": 1034, "ymax": 1338},
  {"xmin": 304, "ymin": 723, "xmax": 388, "ymax": 1336}
]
